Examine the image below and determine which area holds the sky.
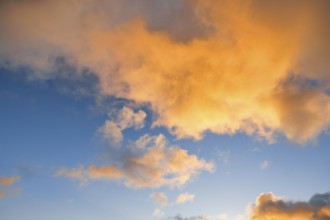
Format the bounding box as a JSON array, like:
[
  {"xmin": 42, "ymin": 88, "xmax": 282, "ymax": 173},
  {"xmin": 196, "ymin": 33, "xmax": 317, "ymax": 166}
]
[{"xmin": 0, "ymin": 0, "xmax": 330, "ymax": 220}]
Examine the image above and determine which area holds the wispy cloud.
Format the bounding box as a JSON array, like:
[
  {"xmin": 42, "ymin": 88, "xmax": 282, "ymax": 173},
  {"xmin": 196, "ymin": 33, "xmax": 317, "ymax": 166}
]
[{"xmin": 150, "ymin": 192, "xmax": 168, "ymax": 208}]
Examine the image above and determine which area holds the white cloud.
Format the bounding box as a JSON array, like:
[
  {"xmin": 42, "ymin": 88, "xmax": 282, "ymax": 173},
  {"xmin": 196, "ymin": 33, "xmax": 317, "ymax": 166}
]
[
  {"xmin": 152, "ymin": 209, "xmax": 164, "ymax": 218},
  {"xmin": 260, "ymin": 160, "xmax": 270, "ymax": 170}
]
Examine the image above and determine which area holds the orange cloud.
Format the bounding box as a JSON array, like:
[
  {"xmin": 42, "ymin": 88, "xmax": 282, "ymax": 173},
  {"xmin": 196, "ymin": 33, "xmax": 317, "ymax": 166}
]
[
  {"xmin": 55, "ymin": 134, "xmax": 214, "ymax": 188},
  {"xmin": 249, "ymin": 192, "xmax": 330, "ymax": 220},
  {"xmin": 1, "ymin": 0, "xmax": 330, "ymax": 143},
  {"xmin": 0, "ymin": 176, "xmax": 20, "ymax": 199},
  {"xmin": 0, "ymin": 176, "xmax": 19, "ymax": 187}
]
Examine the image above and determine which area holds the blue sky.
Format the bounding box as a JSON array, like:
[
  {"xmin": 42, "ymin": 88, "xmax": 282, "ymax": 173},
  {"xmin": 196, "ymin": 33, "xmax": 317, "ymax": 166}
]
[{"xmin": 1, "ymin": 1, "xmax": 330, "ymax": 220}]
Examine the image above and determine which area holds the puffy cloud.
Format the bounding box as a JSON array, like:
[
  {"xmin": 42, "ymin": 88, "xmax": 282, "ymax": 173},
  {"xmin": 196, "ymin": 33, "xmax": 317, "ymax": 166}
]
[
  {"xmin": 99, "ymin": 106, "xmax": 146, "ymax": 144},
  {"xmin": 176, "ymin": 193, "xmax": 195, "ymax": 204},
  {"xmin": 1, "ymin": 0, "xmax": 330, "ymax": 143},
  {"xmin": 55, "ymin": 134, "xmax": 214, "ymax": 188},
  {"xmin": 150, "ymin": 192, "xmax": 169, "ymax": 208},
  {"xmin": 249, "ymin": 192, "xmax": 330, "ymax": 220},
  {"xmin": 259, "ymin": 160, "xmax": 270, "ymax": 170}
]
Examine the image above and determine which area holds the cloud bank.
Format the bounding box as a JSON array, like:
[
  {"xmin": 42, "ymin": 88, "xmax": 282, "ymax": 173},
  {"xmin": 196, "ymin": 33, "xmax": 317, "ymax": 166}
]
[{"xmin": 1, "ymin": 0, "xmax": 330, "ymax": 143}]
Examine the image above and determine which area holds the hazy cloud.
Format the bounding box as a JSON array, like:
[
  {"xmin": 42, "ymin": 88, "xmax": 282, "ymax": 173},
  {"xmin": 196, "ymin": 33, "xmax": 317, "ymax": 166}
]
[
  {"xmin": 0, "ymin": 176, "xmax": 20, "ymax": 199},
  {"xmin": 151, "ymin": 192, "xmax": 169, "ymax": 208},
  {"xmin": 260, "ymin": 160, "xmax": 270, "ymax": 170}
]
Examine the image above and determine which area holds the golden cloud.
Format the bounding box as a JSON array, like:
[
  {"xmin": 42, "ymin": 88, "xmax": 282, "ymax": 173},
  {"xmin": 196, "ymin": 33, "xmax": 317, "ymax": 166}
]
[
  {"xmin": 249, "ymin": 192, "xmax": 330, "ymax": 220},
  {"xmin": 1, "ymin": 0, "xmax": 330, "ymax": 142},
  {"xmin": 55, "ymin": 134, "xmax": 214, "ymax": 188}
]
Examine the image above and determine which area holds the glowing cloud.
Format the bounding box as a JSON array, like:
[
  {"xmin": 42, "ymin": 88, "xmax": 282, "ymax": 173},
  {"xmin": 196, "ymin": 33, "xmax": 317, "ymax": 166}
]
[
  {"xmin": 249, "ymin": 192, "xmax": 330, "ymax": 220},
  {"xmin": 55, "ymin": 134, "xmax": 214, "ymax": 188},
  {"xmin": 1, "ymin": 0, "xmax": 330, "ymax": 143}
]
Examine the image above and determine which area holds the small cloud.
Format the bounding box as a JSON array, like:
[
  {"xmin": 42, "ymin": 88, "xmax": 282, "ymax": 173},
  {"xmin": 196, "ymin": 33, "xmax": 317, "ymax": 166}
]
[
  {"xmin": 176, "ymin": 193, "xmax": 195, "ymax": 204},
  {"xmin": 152, "ymin": 209, "xmax": 164, "ymax": 218},
  {"xmin": 99, "ymin": 106, "xmax": 147, "ymax": 144},
  {"xmin": 150, "ymin": 192, "xmax": 168, "ymax": 208},
  {"xmin": 0, "ymin": 176, "xmax": 21, "ymax": 199},
  {"xmin": 0, "ymin": 176, "xmax": 20, "ymax": 187},
  {"xmin": 260, "ymin": 160, "xmax": 270, "ymax": 170}
]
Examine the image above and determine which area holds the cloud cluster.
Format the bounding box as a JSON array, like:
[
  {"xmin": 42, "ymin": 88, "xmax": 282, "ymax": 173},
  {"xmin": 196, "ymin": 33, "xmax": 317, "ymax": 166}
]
[
  {"xmin": 0, "ymin": 176, "xmax": 20, "ymax": 199},
  {"xmin": 1, "ymin": 0, "xmax": 330, "ymax": 143},
  {"xmin": 99, "ymin": 106, "xmax": 146, "ymax": 144},
  {"xmin": 55, "ymin": 134, "xmax": 214, "ymax": 188},
  {"xmin": 249, "ymin": 192, "xmax": 330, "ymax": 220}
]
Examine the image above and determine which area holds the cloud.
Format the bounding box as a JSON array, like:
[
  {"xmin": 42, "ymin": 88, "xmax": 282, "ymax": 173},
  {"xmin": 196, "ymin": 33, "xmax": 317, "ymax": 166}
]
[
  {"xmin": 259, "ymin": 160, "xmax": 270, "ymax": 170},
  {"xmin": 249, "ymin": 192, "xmax": 330, "ymax": 220},
  {"xmin": 99, "ymin": 106, "xmax": 146, "ymax": 144},
  {"xmin": 153, "ymin": 208, "xmax": 165, "ymax": 218},
  {"xmin": 0, "ymin": 176, "xmax": 19, "ymax": 187},
  {"xmin": 0, "ymin": 176, "xmax": 20, "ymax": 199},
  {"xmin": 55, "ymin": 134, "xmax": 214, "ymax": 188},
  {"xmin": 176, "ymin": 193, "xmax": 195, "ymax": 204},
  {"xmin": 150, "ymin": 192, "xmax": 169, "ymax": 208},
  {"xmin": 1, "ymin": 0, "xmax": 330, "ymax": 143}
]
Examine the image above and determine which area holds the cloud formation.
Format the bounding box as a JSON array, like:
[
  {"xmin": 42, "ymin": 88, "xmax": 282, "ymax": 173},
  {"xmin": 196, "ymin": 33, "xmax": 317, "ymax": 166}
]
[
  {"xmin": 1, "ymin": 0, "xmax": 330, "ymax": 143},
  {"xmin": 249, "ymin": 192, "xmax": 330, "ymax": 220},
  {"xmin": 99, "ymin": 106, "xmax": 146, "ymax": 144},
  {"xmin": 55, "ymin": 134, "xmax": 214, "ymax": 188},
  {"xmin": 176, "ymin": 193, "xmax": 195, "ymax": 204}
]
